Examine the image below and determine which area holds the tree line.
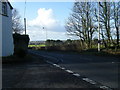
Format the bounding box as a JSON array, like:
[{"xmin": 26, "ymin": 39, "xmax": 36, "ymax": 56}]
[
  {"xmin": 65, "ymin": 1, "xmax": 120, "ymax": 49},
  {"xmin": 45, "ymin": 39, "xmax": 99, "ymax": 51}
]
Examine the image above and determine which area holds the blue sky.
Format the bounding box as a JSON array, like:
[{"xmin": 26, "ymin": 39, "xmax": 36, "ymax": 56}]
[
  {"xmin": 11, "ymin": 2, "xmax": 73, "ymax": 21},
  {"xmin": 11, "ymin": 2, "xmax": 77, "ymax": 41}
]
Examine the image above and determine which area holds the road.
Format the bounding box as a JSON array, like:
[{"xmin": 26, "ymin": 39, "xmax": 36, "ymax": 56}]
[
  {"xmin": 3, "ymin": 55, "xmax": 99, "ymax": 88},
  {"xmin": 29, "ymin": 49, "xmax": 119, "ymax": 88}
]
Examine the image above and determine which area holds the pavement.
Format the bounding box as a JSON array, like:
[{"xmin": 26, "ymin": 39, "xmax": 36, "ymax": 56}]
[
  {"xmin": 28, "ymin": 50, "xmax": 119, "ymax": 89},
  {"xmin": 2, "ymin": 54, "xmax": 104, "ymax": 89}
]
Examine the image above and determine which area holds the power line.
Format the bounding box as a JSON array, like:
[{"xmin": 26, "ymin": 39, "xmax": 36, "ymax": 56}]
[{"xmin": 24, "ymin": 0, "xmax": 26, "ymax": 18}]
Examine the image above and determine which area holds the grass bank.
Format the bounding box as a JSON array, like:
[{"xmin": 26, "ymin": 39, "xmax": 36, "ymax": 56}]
[{"xmin": 79, "ymin": 48, "xmax": 120, "ymax": 57}]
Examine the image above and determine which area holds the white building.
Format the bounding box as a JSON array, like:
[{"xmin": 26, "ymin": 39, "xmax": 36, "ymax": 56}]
[{"xmin": 0, "ymin": 0, "xmax": 14, "ymax": 57}]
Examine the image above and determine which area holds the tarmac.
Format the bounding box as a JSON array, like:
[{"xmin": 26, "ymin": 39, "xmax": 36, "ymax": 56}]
[{"xmin": 2, "ymin": 54, "xmax": 113, "ymax": 89}]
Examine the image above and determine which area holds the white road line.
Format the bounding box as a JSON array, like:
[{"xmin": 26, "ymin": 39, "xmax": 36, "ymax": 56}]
[
  {"xmin": 73, "ymin": 73, "xmax": 80, "ymax": 77},
  {"xmin": 61, "ymin": 67, "xmax": 65, "ymax": 70},
  {"xmin": 53, "ymin": 64, "xmax": 59, "ymax": 67},
  {"xmin": 55, "ymin": 65, "xmax": 60, "ymax": 68},
  {"xmin": 100, "ymin": 86, "xmax": 112, "ymax": 90},
  {"xmin": 53, "ymin": 64, "xmax": 57, "ymax": 66},
  {"xmin": 46, "ymin": 61, "xmax": 52, "ymax": 64},
  {"xmin": 82, "ymin": 78, "xmax": 96, "ymax": 85},
  {"xmin": 65, "ymin": 70, "xmax": 74, "ymax": 73}
]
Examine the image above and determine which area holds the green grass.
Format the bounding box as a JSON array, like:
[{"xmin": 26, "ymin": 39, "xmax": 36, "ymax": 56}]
[{"xmin": 28, "ymin": 44, "xmax": 46, "ymax": 47}]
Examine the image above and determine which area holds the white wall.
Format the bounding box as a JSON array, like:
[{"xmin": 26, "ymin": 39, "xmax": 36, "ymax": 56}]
[
  {"xmin": 0, "ymin": 2, "xmax": 2, "ymax": 90},
  {"xmin": 0, "ymin": 1, "xmax": 14, "ymax": 57},
  {"xmin": 0, "ymin": 1, "xmax": 2, "ymax": 57}
]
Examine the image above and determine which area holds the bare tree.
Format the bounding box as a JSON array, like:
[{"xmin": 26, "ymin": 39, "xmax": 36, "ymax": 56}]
[
  {"xmin": 95, "ymin": 2, "xmax": 120, "ymax": 48},
  {"xmin": 65, "ymin": 2, "xmax": 96, "ymax": 48},
  {"xmin": 98, "ymin": 2, "xmax": 114, "ymax": 48},
  {"xmin": 66, "ymin": 1, "xmax": 119, "ymax": 50},
  {"xmin": 113, "ymin": 2, "xmax": 120, "ymax": 47},
  {"xmin": 12, "ymin": 8, "xmax": 23, "ymax": 34}
]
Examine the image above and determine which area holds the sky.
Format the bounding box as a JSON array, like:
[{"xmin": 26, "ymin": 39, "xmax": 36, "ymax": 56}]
[{"xmin": 10, "ymin": 1, "xmax": 79, "ymax": 41}]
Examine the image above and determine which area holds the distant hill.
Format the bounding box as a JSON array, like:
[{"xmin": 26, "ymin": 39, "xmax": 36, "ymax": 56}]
[
  {"xmin": 29, "ymin": 41, "xmax": 45, "ymax": 45},
  {"xmin": 29, "ymin": 40, "xmax": 67, "ymax": 45}
]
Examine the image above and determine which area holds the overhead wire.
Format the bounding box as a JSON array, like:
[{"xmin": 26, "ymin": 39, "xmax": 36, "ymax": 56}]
[
  {"xmin": 24, "ymin": 0, "xmax": 26, "ymax": 18},
  {"xmin": 24, "ymin": 0, "xmax": 27, "ymax": 35}
]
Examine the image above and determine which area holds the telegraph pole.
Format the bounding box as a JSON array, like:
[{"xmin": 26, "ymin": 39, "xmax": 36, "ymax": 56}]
[
  {"xmin": 24, "ymin": 0, "xmax": 27, "ymax": 35},
  {"xmin": 24, "ymin": 18, "xmax": 26, "ymax": 35},
  {"xmin": 98, "ymin": 1, "xmax": 100, "ymax": 52},
  {"xmin": 43, "ymin": 27, "xmax": 47, "ymax": 50}
]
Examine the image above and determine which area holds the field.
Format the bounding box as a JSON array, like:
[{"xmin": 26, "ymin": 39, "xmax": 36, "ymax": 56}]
[{"xmin": 28, "ymin": 44, "xmax": 46, "ymax": 48}]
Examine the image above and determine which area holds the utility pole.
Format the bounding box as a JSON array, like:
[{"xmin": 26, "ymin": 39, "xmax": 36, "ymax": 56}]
[
  {"xmin": 43, "ymin": 27, "xmax": 47, "ymax": 50},
  {"xmin": 24, "ymin": 0, "xmax": 27, "ymax": 35},
  {"xmin": 24, "ymin": 18, "xmax": 26, "ymax": 35},
  {"xmin": 43, "ymin": 27, "xmax": 47, "ymax": 40},
  {"xmin": 98, "ymin": 2, "xmax": 100, "ymax": 52}
]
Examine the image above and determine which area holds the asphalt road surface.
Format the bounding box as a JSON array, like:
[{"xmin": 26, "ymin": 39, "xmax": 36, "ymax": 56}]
[
  {"xmin": 3, "ymin": 54, "xmax": 103, "ymax": 88},
  {"xmin": 29, "ymin": 50, "xmax": 119, "ymax": 89}
]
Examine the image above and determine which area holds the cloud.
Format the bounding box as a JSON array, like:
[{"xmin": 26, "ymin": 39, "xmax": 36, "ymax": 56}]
[
  {"xmin": 26, "ymin": 8, "xmax": 68, "ymax": 41},
  {"xmin": 27, "ymin": 8, "xmax": 65, "ymax": 32}
]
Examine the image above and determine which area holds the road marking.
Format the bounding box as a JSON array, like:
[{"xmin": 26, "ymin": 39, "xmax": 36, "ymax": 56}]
[
  {"xmin": 82, "ymin": 78, "xmax": 96, "ymax": 85},
  {"xmin": 111, "ymin": 62, "xmax": 114, "ymax": 63},
  {"xmin": 73, "ymin": 73, "xmax": 80, "ymax": 77},
  {"xmin": 65, "ymin": 70, "xmax": 74, "ymax": 74},
  {"xmin": 51, "ymin": 62, "xmax": 112, "ymax": 90},
  {"xmin": 55, "ymin": 65, "xmax": 60, "ymax": 68},
  {"xmin": 61, "ymin": 67, "xmax": 65, "ymax": 70},
  {"xmin": 53, "ymin": 64, "xmax": 57, "ymax": 66},
  {"xmin": 100, "ymin": 86, "xmax": 112, "ymax": 90}
]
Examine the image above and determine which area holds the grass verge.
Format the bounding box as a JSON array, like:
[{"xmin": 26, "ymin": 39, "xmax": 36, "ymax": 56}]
[{"xmin": 80, "ymin": 48, "xmax": 120, "ymax": 58}]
